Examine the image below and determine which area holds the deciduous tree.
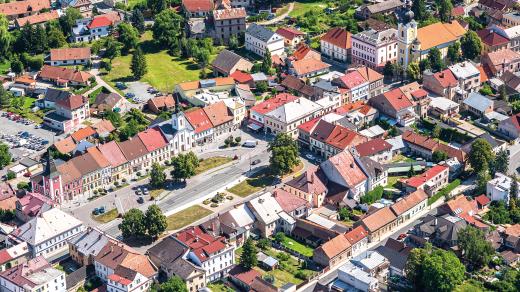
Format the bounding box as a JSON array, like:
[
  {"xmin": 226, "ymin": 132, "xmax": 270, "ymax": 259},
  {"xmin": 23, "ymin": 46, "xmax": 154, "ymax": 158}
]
[
  {"xmin": 461, "ymin": 31, "xmax": 482, "ymax": 60},
  {"xmin": 438, "ymin": 0, "xmax": 453, "ymax": 22},
  {"xmin": 159, "ymin": 276, "xmax": 188, "ymax": 292},
  {"xmin": 469, "ymin": 138, "xmax": 494, "ymax": 173},
  {"xmin": 145, "ymin": 205, "xmax": 167, "ymax": 238},
  {"xmin": 428, "ymin": 47, "xmax": 444, "ymax": 72},
  {"xmin": 458, "ymin": 226, "xmax": 495, "ymax": 270},
  {"xmin": 149, "ymin": 162, "xmax": 166, "ymax": 188},
  {"xmin": 268, "ymin": 133, "xmax": 300, "ymax": 175},
  {"xmin": 119, "ymin": 208, "xmax": 146, "ymax": 238},
  {"xmin": 152, "ymin": 10, "xmax": 183, "ymax": 50},
  {"xmin": 130, "ymin": 8, "xmax": 145, "ymax": 33},
  {"xmin": 0, "ymin": 143, "xmax": 11, "ymax": 169},
  {"xmin": 117, "ymin": 23, "xmax": 139, "ymax": 55}
]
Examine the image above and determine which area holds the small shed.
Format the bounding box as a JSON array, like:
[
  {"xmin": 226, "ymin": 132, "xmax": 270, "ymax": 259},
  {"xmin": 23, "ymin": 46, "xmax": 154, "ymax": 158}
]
[{"xmin": 257, "ymin": 251, "xmax": 278, "ymax": 271}]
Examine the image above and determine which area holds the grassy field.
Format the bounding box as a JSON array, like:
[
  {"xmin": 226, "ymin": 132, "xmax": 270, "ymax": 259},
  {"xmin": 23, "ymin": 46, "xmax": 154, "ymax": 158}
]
[
  {"xmin": 387, "ymin": 176, "xmax": 405, "ymax": 188},
  {"xmin": 228, "ymin": 170, "xmax": 275, "ymax": 197},
  {"xmin": 103, "ymin": 31, "xmax": 220, "ymax": 92},
  {"xmin": 256, "ymin": 245, "xmax": 315, "ymax": 287},
  {"xmin": 92, "ymin": 209, "xmax": 119, "ymax": 223},
  {"xmin": 195, "ymin": 156, "xmax": 233, "ymax": 175},
  {"xmin": 166, "ymin": 205, "xmax": 213, "ymax": 231},
  {"xmin": 289, "ymin": 0, "xmax": 328, "ymax": 17},
  {"xmin": 280, "ymin": 236, "xmax": 314, "ymax": 257}
]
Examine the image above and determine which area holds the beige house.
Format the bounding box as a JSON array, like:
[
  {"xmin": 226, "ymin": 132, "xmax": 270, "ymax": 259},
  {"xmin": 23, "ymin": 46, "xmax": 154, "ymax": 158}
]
[
  {"xmin": 264, "ymin": 97, "xmax": 322, "ymax": 138},
  {"xmin": 283, "ymin": 167, "xmax": 328, "ymax": 208},
  {"xmin": 356, "ymin": 206, "xmax": 397, "ymax": 242},
  {"xmin": 313, "ymin": 234, "xmax": 352, "ymax": 268}
]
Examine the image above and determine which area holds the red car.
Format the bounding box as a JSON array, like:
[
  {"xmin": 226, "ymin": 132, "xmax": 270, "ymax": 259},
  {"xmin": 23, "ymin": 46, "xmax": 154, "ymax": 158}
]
[{"xmin": 397, "ymin": 234, "xmax": 407, "ymax": 241}]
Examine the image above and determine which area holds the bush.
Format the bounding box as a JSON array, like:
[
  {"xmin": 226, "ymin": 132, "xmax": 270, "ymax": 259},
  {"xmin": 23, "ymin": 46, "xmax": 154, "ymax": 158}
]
[
  {"xmin": 235, "ymin": 136, "xmax": 242, "ymax": 143},
  {"xmin": 122, "ymin": 178, "xmax": 127, "ymax": 183},
  {"xmin": 203, "ymin": 199, "xmax": 210, "ymax": 205},
  {"xmin": 93, "ymin": 190, "xmax": 98, "ymax": 195},
  {"xmin": 428, "ymin": 179, "xmax": 461, "ymax": 205},
  {"xmin": 136, "ymin": 171, "xmax": 142, "ymax": 177},
  {"xmin": 276, "ymin": 252, "xmax": 290, "ymax": 261},
  {"xmin": 16, "ymin": 182, "xmax": 29, "ymax": 190},
  {"xmin": 274, "ymin": 232, "xmax": 285, "ymax": 243},
  {"xmin": 360, "ymin": 186, "xmax": 384, "ymax": 204},
  {"xmin": 295, "ymin": 270, "xmax": 309, "ymax": 280},
  {"xmin": 114, "ymin": 181, "xmax": 120, "ymax": 187},
  {"xmin": 256, "ymin": 238, "xmax": 271, "ymax": 250},
  {"xmin": 6, "ymin": 171, "xmax": 15, "ymax": 180},
  {"xmin": 210, "ymin": 203, "xmax": 218, "ymax": 208}
]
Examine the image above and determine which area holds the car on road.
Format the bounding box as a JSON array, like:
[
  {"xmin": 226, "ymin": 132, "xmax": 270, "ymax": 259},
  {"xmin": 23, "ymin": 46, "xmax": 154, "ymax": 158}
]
[
  {"xmin": 305, "ymin": 154, "xmax": 315, "ymax": 160},
  {"xmin": 142, "ymin": 187, "xmax": 149, "ymax": 195},
  {"xmin": 242, "ymin": 140, "xmax": 257, "ymax": 148},
  {"xmin": 137, "ymin": 196, "xmax": 144, "ymax": 204},
  {"xmin": 135, "ymin": 189, "xmax": 142, "ymax": 196},
  {"xmin": 251, "ymin": 159, "xmax": 261, "ymax": 165},
  {"xmin": 125, "ymin": 93, "xmax": 135, "ymax": 98},
  {"xmin": 397, "ymin": 233, "xmax": 407, "ymax": 241}
]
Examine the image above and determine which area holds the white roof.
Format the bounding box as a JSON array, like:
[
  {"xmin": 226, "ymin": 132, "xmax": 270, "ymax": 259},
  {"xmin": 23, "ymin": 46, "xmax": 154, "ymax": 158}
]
[
  {"xmin": 318, "ymin": 71, "xmax": 345, "ymax": 81},
  {"xmin": 278, "ymin": 211, "xmax": 296, "ymax": 225},
  {"xmin": 265, "ymin": 97, "xmax": 322, "ymax": 123},
  {"xmin": 12, "ymin": 208, "xmax": 83, "ymax": 245},
  {"xmin": 222, "ymin": 204, "xmax": 256, "ymax": 228},
  {"xmin": 449, "ymin": 61, "xmax": 480, "ymax": 79},
  {"xmin": 9, "ymin": 164, "xmax": 26, "ymax": 173},
  {"xmin": 386, "ymin": 135, "xmax": 405, "ymax": 151},
  {"xmin": 485, "ymin": 111, "xmax": 509, "ymax": 122},
  {"xmin": 352, "ymin": 250, "xmax": 387, "ymax": 270},
  {"xmin": 489, "ymin": 77, "xmax": 504, "ymax": 88},
  {"xmin": 248, "ymin": 192, "xmax": 283, "ymax": 224},
  {"xmin": 26, "ymin": 267, "xmax": 64, "ymax": 285},
  {"xmin": 463, "ymin": 92, "xmax": 494, "ymax": 112},
  {"xmin": 315, "ymin": 94, "xmax": 339, "ymax": 109},
  {"xmin": 338, "ymin": 262, "xmax": 378, "ymax": 286},
  {"xmin": 321, "ymin": 112, "xmax": 344, "ymax": 123},
  {"xmin": 306, "ymin": 213, "xmax": 337, "ymax": 229},
  {"xmin": 6, "ymin": 242, "xmax": 28, "ymax": 259},
  {"xmin": 505, "ymin": 25, "xmax": 520, "ymax": 39},
  {"xmin": 359, "ymin": 125, "xmax": 385, "ymax": 138},
  {"xmin": 429, "ymin": 97, "xmax": 459, "ymax": 111}
]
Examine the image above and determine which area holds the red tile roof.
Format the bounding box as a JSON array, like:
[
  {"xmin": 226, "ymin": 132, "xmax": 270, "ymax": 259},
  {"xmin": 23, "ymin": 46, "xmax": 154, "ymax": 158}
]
[
  {"xmin": 360, "ymin": 206, "xmax": 397, "ymax": 232},
  {"xmin": 175, "ymin": 226, "xmax": 228, "ymax": 262},
  {"xmin": 477, "ymin": 28, "xmax": 510, "ymax": 47},
  {"xmin": 432, "ymin": 69, "xmax": 458, "ymax": 88},
  {"xmin": 250, "ymin": 93, "xmax": 299, "ymax": 115},
  {"xmin": 97, "ymin": 141, "xmax": 127, "ymax": 167},
  {"xmin": 321, "ymin": 27, "xmax": 351, "ymax": 49},
  {"xmin": 292, "ymin": 58, "xmax": 330, "ymax": 76},
  {"xmin": 402, "ymin": 130, "xmax": 466, "ymax": 162},
  {"xmin": 390, "ymin": 189, "xmax": 428, "ymax": 216},
  {"xmin": 402, "ymin": 165, "xmax": 448, "ymax": 188},
  {"xmin": 344, "ymin": 225, "xmax": 368, "ymax": 245},
  {"xmin": 39, "ymin": 65, "xmax": 93, "ymax": 84},
  {"xmin": 355, "ymin": 138, "xmax": 392, "ymax": 157},
  {"xmin": 442, "ymin": 194, "xmax": 478, "ymax": 217},
  {"xmin": 16, "ymin": 10, "xmax": 59, "ymax": 27},
  {"xmin": 203, "ymin": 101, "xmax": 233, "ymax": 127},
  {"xmin": 317, "ymin": 234, "xmax": 351, "ymax": 259},
  {"xmin": 335, "ymin": 100, "xmax": 366, "ymax": 115},
  {"xmin": 0, "ymin": 0, "xmax": 50, "ymax": 17},
  {"xmin": 108, "ymin": 274, "xmax": 132, "ymax": 286},
  {"xmin": 213, "ymin": 7, "xmax": 246, "ymax": 20},
  {"xmin": 285, "ymin": 166, "xmax": 327, "ymax": 195},
  {"xmin": 182, "ymin": 0, "xmax": 213, "ymax": 12},
  {"xmin": 137, "ymin": 127, "xmax": 168, "ymax": 152},
  {"xmin": 477, "ymin": 65, "xmax": 489, "ymax": 83},
  {"xmin": 324, "ymin": 151, "xmax": 367, "ymax": 187},
  {"xmin": 50, "ymin": 48, "xmax": 91, "ymax": 61},
  {"xmin": 71, "ymin": 126, "xmax": 96, "ymax": 142},
  {"xmin": 451, "ymin": 6, "xmax": 465, "ymax": 17},
  {"xmin": 292, "ymin": 44, "xmax": 320, "ymax": 61},
  {"xmin": 184, "ymin": 107, "xmax": 213, "ymax": 134},
  {"xmin": 230, "ymin": 70, "xmax": 253, "ymax": 84},
  {"xmin": 276, "ymin": 27, "xmax": 305, "ymax": 40},
  {"xmin": 273, "ymin": 188, "xmax": 310, "ymax": 213},
  {"xmin": 338, "ymin": 71, "xmax": 367, "ymax": 89},
  {"xmin": 297, "ymin": 117, "xmax": 319, "ymax": 133},
  {"xmin": 325, "ymin": 125, "xmax": 368, "ymax": 150},
  {"xmin": 381, "ymin": 88, "xmax": 413, "ymax": 112},
  {"xmin": 475, "ymin": 194, "xmax": 491, "ymax": 207},
  {"xmin": 88, "ymin": 16, "xmax": 112, "ymax": 29},
  {"xmin": 56, "ymin": 95, "xmax": 87, "ymax": 110}
]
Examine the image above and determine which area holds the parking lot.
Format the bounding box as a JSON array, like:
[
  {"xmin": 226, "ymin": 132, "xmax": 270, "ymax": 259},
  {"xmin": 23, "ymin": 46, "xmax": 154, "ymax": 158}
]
[
  {"xmin": 0, "ymin": 112, "xmax": 62, "ymax": 160},
  {"xmin": 118, "ymin": 81, "xmax": 158, "ymax": 104}
]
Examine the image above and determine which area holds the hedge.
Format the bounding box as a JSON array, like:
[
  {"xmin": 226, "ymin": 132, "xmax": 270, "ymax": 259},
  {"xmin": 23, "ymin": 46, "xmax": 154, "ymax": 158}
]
[
  {"xmin": 428, "ymin": 179, "xmax": 461, "ymax": 205},
  {"xmin": 361, "ymin": 186, "xmax": 384, "ymax": 205}
]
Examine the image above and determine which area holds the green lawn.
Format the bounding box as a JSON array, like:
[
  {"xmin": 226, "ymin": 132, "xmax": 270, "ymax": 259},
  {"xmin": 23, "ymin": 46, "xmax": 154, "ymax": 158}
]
[
  {"xmin": 280, "ymin": 236, "xmax": 314, "ymax": 257},
  {"xmin": 92, "ymin": 209, "xmax": 119, "ymax": 223},
  {"xmin": 387, "ymin": 176, "xmax": 405, "ymax": 188},
  {"xmin": 207, "ymin": 282, "xmax": 234, "ymax": 292},
  {"xmin": 88, "ymin": 86, "xmax": 104, "ymax": 104},
  {"xmin": 149, "ymin": 188, "xmax": 165, "ymax": 199},
  {"xmin": 0, "ymin": 60, "xmax": 10, "ymax": 74},
  {"xmin": 103, "ymin": 31, "xmax": 220, "ymax": 92},
  {"xmin": 289, "ymin": 0, "xmax": 328, "ymax": 17},
  {"xmin": 228, "ymin": 170, "xmax": 275, "ymax": 197},
  {"xmin": 127, "ymin": 0, "xmax": 145, "ymax": 8},
  {"xmin": 166, "ymin": 205, "xmax": 213, "ymax": 231},
  {"xmin": 195, "ymin": 156, "xmax": 233, "ymax": 175}
]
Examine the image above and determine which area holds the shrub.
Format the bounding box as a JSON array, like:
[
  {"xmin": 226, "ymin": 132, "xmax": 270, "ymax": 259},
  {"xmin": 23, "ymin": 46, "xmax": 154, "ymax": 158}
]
[
  {"xmin": 6, "ymin": 171, "xmax": 15, "ymax": 180},
  {"xmin": 136, "ymin": 171, "xmax": 142, "ymax": 177},
  {"xmin": 295, "ymin": 270, "xmax": 309, "ymax": 280},
  {"xmin": 122, "ymin": 178, "xmax": 127, "ymax": 183},
  {"xmin": 203, "ymin": 199, "xmax": 210, "ymax": 205},
  {"xmin": 263, "ymin": 274, "xmax": 275, "ymax": 284},
  {"xmin": 210, "ymin": 203, "xmax": 218, "ymax": 208},
  {"xmin": 93, "ymin": 190, "xmax": 98, "ymax": 195},
  {"xmin": 256, "ymin": 238, "xmax": 271, "ymax": 250},
  {"xmin": 428, "ymin": 179, "xmax": 461, "ymax": 205},
  {"xmin": 360, "ymin": 186, "xmax": 384, "ymax": 204},
  {"xmin": 235, "ymin": 136, "xmax": 242, "ymax": 143},
  {"xmin": 274, "ymin": 232, "xmax": 285, "ymax": 243},
  {"xmin": 114, "ymin": 181, "xmax": 120, "ymax": 187},
  {"xmin": 276, "ymin": 252, "xmax": 290, "ymax": 261}
]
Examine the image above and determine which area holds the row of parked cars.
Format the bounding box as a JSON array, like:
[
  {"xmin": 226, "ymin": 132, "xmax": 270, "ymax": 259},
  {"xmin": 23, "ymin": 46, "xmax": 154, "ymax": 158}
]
[
  {"xmin": 1, "ymin": 111, "xmax": 38, "ymax": 127},
  {"xmin": 0, "ymin": 131, "xmax": 48, "ymax": 151}
]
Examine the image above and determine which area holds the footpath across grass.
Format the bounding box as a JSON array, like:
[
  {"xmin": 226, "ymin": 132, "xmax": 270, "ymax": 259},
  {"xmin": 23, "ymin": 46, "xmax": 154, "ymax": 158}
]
[{"xmin": 166, "ymin": 205, "xmax": 213, "ymax": 231}]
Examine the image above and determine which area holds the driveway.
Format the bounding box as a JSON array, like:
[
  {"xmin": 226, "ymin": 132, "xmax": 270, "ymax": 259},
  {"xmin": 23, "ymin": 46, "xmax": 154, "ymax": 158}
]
[{"xmin": 257, "ymin": 2, "xmax": 294, "ymax": 25}]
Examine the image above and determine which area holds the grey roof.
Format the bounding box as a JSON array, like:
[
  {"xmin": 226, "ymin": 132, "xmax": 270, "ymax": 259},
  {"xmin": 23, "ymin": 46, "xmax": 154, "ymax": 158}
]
[
  {"xmin": 211, "ymin": 49, "xmax": 244, "ymax": 73},
  {"xmin": 65, "ymin": 266, "xmax": 87, "ymax": 290},
  {"xmin": 246, "ymin": 23, "xmax": 277, "ymax": 42},
  {"xmin": 94, "ymin": 92, "xmax": 123, "ymax": 108},
  {"xmin": 314, "ymin": 80, "xmax": 338, "ymax": 92},
  {"xmin": 364, "ymin": 0, "xmax": 404, "ymax": 14},
  {"xmin": 147, "ymin": 236, "xmax": 187, "ymax": 268},
  {"xmin": 251, "ymin": 72, "xmax": 268, "ymax": 82},
  {"xmin": 415, "ymin": 214, "xmax": 467, "ymax": 247},
  {"xmin": 463, "ymin": 92, "xmax": 494, "ymax": 112},
  {"xmin": 358, "ymin": 156, "xmax": 386, "ymax": 178},
  {"xmin": 44, "ymin": 88, "xmax": 71, "ymax": 103},
  {"xmin": 68, "ymin": 228, "xmax": 110, "ymax": 258},
  {"xmin": 461, "ymin": 132, "xmax": 505, "ymax": 153},
  {"xmin": 19, "ymin": 157, "xmax": 39, "ymax": 168}
]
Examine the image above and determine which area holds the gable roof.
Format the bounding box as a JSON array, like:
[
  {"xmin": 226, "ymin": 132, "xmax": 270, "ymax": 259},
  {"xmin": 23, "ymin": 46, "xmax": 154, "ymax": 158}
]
[
  {"xmin": 230, "ymin": 70, "xmax": 253, "ymax": 83},
  {"xmin": 94, "ymin": 92, "xmax": 123, "ymax": 108},
  {"xmin": 203, "ymin": 101, "xmax": 233, "ymax": 127},
  {"xmin": 463, "ymin": 92, "xmax": 494, "ymax": 112},
  {"xmin": 272, "ymin": 188, "xmax": 310, "ymax": 213},
  {"xmin": 246, "ymin": 23, "xmax": 278, "ymax": 42},
  {"xmin": 117, "ymin": 137, "xmax": 148, "ymax": 161},
  {"xmin": 326, "ymin": 125, "xmax": 368, "ymax": 150},
  {"xmin": 213, "ymin": 7, "xmax": 246, "ymax": 20},
  {"xmin": 355, "ymin": 66, "xmax": 383, "ymax": 83},
  {"xmin": 390, "ymin": 189, "xmax": 428, "ymax": 216},
  {"xmin": 285, "ymin": 167, "xmax": 327, "ymax": 194},
  {"xmin": 0, "ymin": 0, "xmax": 50, "ymax": 17},
  {"xmin": 97, "ymin": 141, "xmax": 127, "ymax": 167},
  {"xmin": 378, "ymin": 88, "xmax": 413, "ymax": 112},
  {"xmin": 39, "ymin": 65, "xmax": 93, "ymax": 83},
  {"xmin": 276, "ymin": 27, "xmax": 305, "ymax": 40},
  {"xmin": 265, "ymin": 97, "xmax": 322, "ymax": 123},
  {"xmin": 485, "ymin": 48, "xmax": 520, "ymax": 66},
  {"xmin": 416, "ymin": 21, "xmax": 466, "ymax": 51},
  {"xmin": 321, "ymin": 151, "xmax": 367, "ymax": 187},
  {"xmin": 182, "ymin": 0, "xmax": 214, "ymax": 12},
  {"xmin": 280, "ymin": 75, "xmax": 315, "ymax": 97},
  {"xmin": 402, "ymin": 165, "xmax": 448, "ymax": 188},
  {"xmin": 211, "ymin": 49, "xmax": 251, "ymax": 74},
  {"xmin": 360, "ymin": 206, "xmax": 396, "ymax": 232},
  {"xmin": 337, "ymin": 71, "xmax": 367, "ymax": 89},
  {"xmin": 355, "ymin": 138, "xmax": 392, "ymax": 157},
  {"xmin": 54, "ymin": 137, "xmax": 76, "ymax": 154},
  {"xmin": 50, "ymin": 48, "xmax": 91, "ymax": 61},
  {"xmin": 316, "ymin": 234, "xmax": 351, "ymax": 259},
  {"xmin": 137, "ymin": 127, "xmax": 168, "ymax": 152},
  {"xmin": 292, "ymin": 58, "xmax": 330, "ymax": 76},
  {"xmin": 345, "ymin": 225, "xmax": 368, "ymax": 245},
  {"xmin": 431, "ymin": 69, "xmax": 458, "ymax": 88},
  {"xmin": 184, "ymin": 107, "xmax": 213, "ymax": 133},
  {"xmin": 247, "ymin": 192, "xmax": 283, "ymax": 225},
  {"xmin": 321, "ymin": 27, "xmax": 351, "ymax": 49},
  {"xmin": 292, "ymin": 44, "xmax": 321, "ymax": 61},
  {"xmin": 16, "ymin": 10, "xmax": 59, "ymax": 27},
  {"xmin": 56, "ymin": 95, "xmax": 88, "ymax": 110},
  {"xmin": 477, "ymin": 28, "xmax": 510, "ymax": 47},
  {"xmin": 71, "ymin": 126, "xmax": 96, "ymax": 142}
]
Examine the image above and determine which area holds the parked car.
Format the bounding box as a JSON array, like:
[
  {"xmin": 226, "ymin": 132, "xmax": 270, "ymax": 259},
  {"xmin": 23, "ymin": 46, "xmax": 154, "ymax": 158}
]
[
  {"xmin": 251, "ymin": 159, "xmax": 261, "ymax": 165},
  {"xmin": 142, "ymin": 187, "xmax": 149, "ymax": 195},
  {"xmin": 125, "ymin": 93, "xmax": 135, "ymax": 98},
  {"xmin": 137, "ymin": 196, "xmax": 144, "ymax": 204},
  {"xmin": 135, "ymin": 189, "xmax": 142, "ymax": 196},
  {"xmin": 305, "ymin": 154, "xmax": 315, "ymax": 160},
  {"xmin": 116, "ymin": 82, "xmax": 128, "ymax": 89},
  {"xmin": 242, "ymin": 140, "xmax": 257, "ymax": 148}
]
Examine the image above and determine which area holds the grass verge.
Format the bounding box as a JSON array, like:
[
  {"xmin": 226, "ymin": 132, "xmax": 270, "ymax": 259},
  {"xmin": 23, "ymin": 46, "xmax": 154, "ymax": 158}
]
[
  {"xmin": 92, "ymin": 208, "xmax": 119, "ymax": 223},
  {"xmin": 166, "ymin": 205, "xmax": 213, "ymax": 231},
  {"xmin": 196, "ymin": 156, "xmax": 233, "ymax": 175},
  {"xmin": 228, "ymin": 170, "xmax": 275, "ymax": 197}
]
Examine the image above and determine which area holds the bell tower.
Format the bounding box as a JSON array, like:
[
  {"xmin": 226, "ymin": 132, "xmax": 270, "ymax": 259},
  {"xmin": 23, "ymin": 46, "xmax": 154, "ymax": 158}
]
[{"xmin": 397, "ymin": 0, "xmax": 418, "ymax": 69}]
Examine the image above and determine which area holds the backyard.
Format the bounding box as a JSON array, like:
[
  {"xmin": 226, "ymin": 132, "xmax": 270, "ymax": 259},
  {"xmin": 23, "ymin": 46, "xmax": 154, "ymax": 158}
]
[
  {"xmin": 166, "ymin": 205, "xmax": 213, "ymax": 231},
  {"xmin": 387, "ymin": 176, "xmax": 405, "ymax": 188},
  {"xmin": 289, "ymin": 0, "xmax": 328, "ymax": 17},
  {"xmin": 196, "ymin": 156, "xmax": 233, "ymax": 175},
  {"xmin": 102, "ymin": 31, "xmax": 220, "ymax": 92},
  {"xmin": 279, "ymin": 236, "xmax": 314, "ymax": 258},
  {"xmin": 228, "ymin": 169, "xmax": 275, "ymax": 197}
]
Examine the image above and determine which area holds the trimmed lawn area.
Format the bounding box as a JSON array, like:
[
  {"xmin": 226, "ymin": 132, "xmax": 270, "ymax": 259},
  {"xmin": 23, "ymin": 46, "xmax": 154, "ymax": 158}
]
[
  {"xmin": 391, "ymin": 154, "xmax": 415, "ymax": 163},
  {"xmin": 103, "ymin": 31, "xmax": 220, "ymax": 92},
  {"xmin": 92, "ymin": 208, "xmax": 119, "ymax": 223},
  {"xmin": 281, "ymin": 161, "xmax": 305, "ymax": 180},
  {"xmin": 387, "ymin": 176, "xmax": 405, "ymax": 188},
  {"xmin": 207, "ymin": 282, "xmax": 234, "ymax": 292},
  {"xmin": 228, "ymin": 170, "xmax": 275, "ymax": 197},
  {"xmin": 128, "ymin": 0, "xmax": 145, "ymax": 8},
  {"xmin": 195, "ymin": 156, "xmax": 233, "ymax": 175},
  {"xmin": 280, "ymin": 236, "xmax": 313, "ymax": 257},
  {"xmin": 289, "ymin": 0, "xmax": 328, "ymax": 17},
  {"xmin": 149, "ymin": 188, "xmax": 164, "ymax": 199},
  {"xmin": 166, "ymin": 205, "xmax": 213, "ymax": 231}
]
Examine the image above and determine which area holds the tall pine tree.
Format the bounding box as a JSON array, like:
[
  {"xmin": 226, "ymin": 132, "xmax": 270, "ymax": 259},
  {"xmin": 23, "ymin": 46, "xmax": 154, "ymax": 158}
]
[
  {"xmin": 130, "ymin": 47, "xmax": 147, "ymax": 79},
  {"xmin": 261, "ymin": 48, "xmax": 272, "ymax": 74},
  {"xmin": 240, "ymin": 238, "xmax": 258, "ymax": 269}
]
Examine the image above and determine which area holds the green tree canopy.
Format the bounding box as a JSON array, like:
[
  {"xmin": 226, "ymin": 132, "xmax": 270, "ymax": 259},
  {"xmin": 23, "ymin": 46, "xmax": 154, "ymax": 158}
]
[
  {"xmin": 461, "ymin": 30, "xmax": 482, "ymax": 60},
  {"xmin": 240, "ymin": 238, "xmax": 258, "ymax": 269},
  {"xmin": 432, "ymin": 150, "xmax": 448, "ymax": 163},
  {"xmin": 412, "ymin": 0, "xmax": 428, "ymax": 21},
  {"xmin": 469, "ymin": 138, "xmax": 494, "ymax": 173},
  {"xmin": 261, "ymin": 49, "xmax": 273, "ymax": 74},
  {"xmin": 0, "ymin": 15, "xmax": 11, "ymax": 60},
  {"xmin": 145, "ymin": 204, "xmax": 167, "ymax": 238},
  {"xmin": 152, "ymin": 9, "xmax": 183, "ymax": 50},
  {"xmin": 131, "ymin": 47, "xmax": 147, "ymax": 79},
  {"xmin": 117, "ymin": 23, "xmax": 139, "ymax": 55},
  {"xmin": 406, "ymin": 243, "xmax": 465, "ymax": 292},
  {"xmin": 0, "ymin": 143, "xmax": 11, "ymax": 169},
  {"xmin": 458, "ymin": 226, "xmax": 495, "ymax": 270},
  {"xmin": 447, "ymin": 41, "xmax": 461, "ymax": 64},
  {"xmin": 158, "ymin": 276, "xmax": 188, "ymax": 292},
  {"xmin": 59, "ymin": 8, "xmax": 82, "ymax": 37},
  {"xmin": 171, "ymin": 151, "xmax": 199, "ymax": 181},
  {"xmin": 428, "ymin": 47, "xmax": 444, "ymax": 72},
  {"xmin": 438, "ymin": 0, "xmax": 453, "ymax": 22},
  {"xmin": 149, "ymin": 162, "xmax": 166, "ymax": 188},
  {"xmin": 491, "ymin": 149, "xmax": 509, "ymax": 175},
  {"xmin": 268, "ymin": 133, "xmax": 300, "ymax": 175},
  {"xmin": 119, "ymin": 208, "xmax": 146, "ymax": 238},
  {"xmin": 406, "ymin": 62, "xmax": 421, "ymax": 81},
  {"xmin": 130, "ymin": 8, "xmax": 146, "ymax": 33}
]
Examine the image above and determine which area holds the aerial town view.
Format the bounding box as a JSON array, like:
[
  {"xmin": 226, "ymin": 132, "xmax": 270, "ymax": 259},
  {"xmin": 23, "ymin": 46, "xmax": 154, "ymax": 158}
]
[{"xmin": 0, "ymin": 0, "xmax": 520, "ymax": 291}]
